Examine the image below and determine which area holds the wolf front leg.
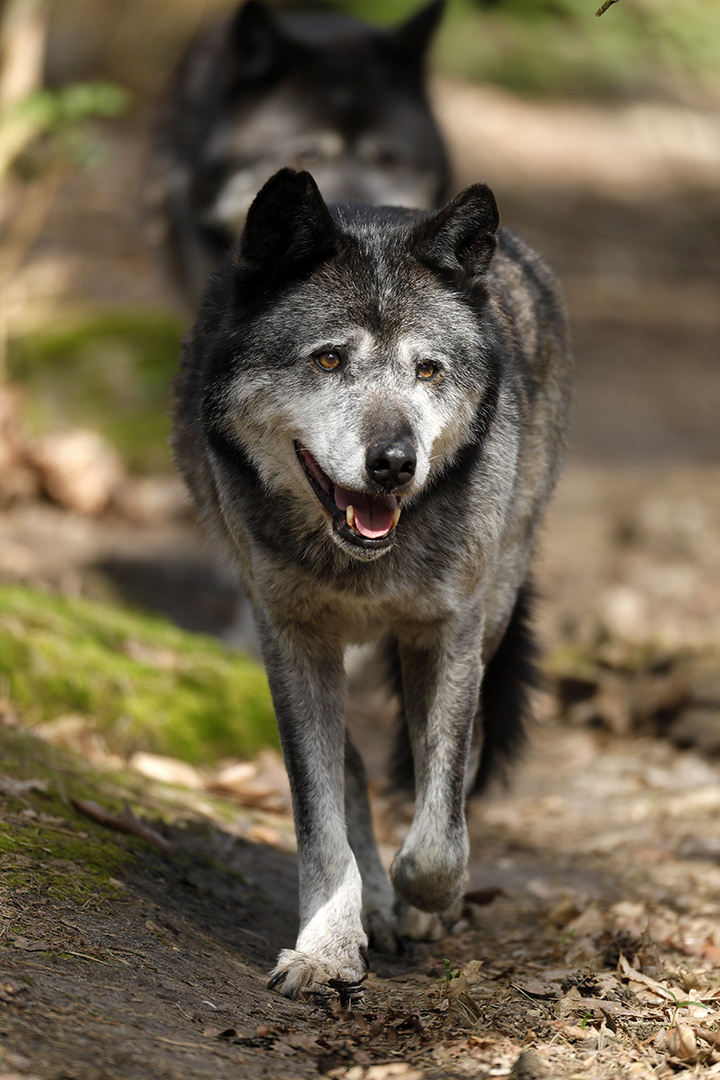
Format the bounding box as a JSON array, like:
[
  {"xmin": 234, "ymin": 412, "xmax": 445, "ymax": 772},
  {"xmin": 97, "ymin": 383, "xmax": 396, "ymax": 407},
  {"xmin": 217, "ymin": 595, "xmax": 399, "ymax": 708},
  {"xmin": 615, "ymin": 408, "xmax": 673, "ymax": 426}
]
[
  {"xmin": 259, "ymin": 624, "xmax": 368, "ymax": 1000},
  {"xmin": 391, "ymin": 620, "xmax": 484, "ymax": 914},
  {"xmin": 344, "ymin": 734, "xmax": 400, "ymax": 953}
]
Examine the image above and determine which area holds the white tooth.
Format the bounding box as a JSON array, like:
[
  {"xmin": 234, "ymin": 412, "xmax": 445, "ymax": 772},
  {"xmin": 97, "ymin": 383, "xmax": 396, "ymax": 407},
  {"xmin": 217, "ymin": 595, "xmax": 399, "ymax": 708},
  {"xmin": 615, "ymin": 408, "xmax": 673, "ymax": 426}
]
[
  {"xmin": 346, "ymin": 505, "xmax": 355, "ymax": 530},
  {"xmin": 392, "ymin": 506, "xmax": 401, "ymax": 530}
]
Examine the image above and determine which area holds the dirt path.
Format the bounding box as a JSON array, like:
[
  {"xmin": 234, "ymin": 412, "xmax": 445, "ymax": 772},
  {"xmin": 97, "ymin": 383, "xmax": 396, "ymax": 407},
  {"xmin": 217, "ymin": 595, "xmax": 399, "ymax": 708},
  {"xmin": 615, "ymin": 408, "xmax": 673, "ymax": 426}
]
[
  {"xmin": 4, "ymin": 701, "xmax": 720, "ymax": 1079},
  {"xmin": 2, "ymin": 80, "xmax": 720, "ymax": 1079}
]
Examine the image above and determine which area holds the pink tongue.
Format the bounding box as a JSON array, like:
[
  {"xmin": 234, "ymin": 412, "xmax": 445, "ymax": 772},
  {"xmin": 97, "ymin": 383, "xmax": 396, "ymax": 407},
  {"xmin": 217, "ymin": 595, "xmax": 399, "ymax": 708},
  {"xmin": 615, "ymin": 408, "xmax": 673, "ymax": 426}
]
[{"xmin": 334, "ymin": 485, "xmax": 397, "ymax": 539}]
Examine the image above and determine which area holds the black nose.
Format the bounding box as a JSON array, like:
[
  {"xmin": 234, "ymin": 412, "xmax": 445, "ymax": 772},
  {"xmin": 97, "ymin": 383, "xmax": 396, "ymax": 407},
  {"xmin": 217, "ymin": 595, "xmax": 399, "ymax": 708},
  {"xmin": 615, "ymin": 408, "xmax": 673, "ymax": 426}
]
[{"xmin": 365, "ymin": 440, "xmax": 416, "ymax": 490}]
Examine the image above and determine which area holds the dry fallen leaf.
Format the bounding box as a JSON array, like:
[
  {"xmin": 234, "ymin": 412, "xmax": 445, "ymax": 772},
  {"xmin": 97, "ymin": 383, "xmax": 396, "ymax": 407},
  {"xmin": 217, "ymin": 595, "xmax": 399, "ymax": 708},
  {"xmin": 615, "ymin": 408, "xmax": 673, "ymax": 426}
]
[
  {"xmin": 129, "ymin": 751, "xmax": 204, "ymax": 789},
  {"xmin": 557, "ymin": 986, "xmax": 583, "ymax": 1019},
  {"xmin": 274, "ymin": 1032, "xmax": 320, "ymax": 1054},
  {"xmin": 445, "ymin": 969, "xmax": 483, "ymax": 1028},
  {"xmin": 208, "ymin": 749, "xmax": 292, "ymax": 813},
  {"xmin": 696, "ymin": 1028, "xmax": 720, "ymax": 1050},
  {"xmin": 29, "ymin": 429, "xmax": 124, "ymax": 516},
  {"xmin": 617, "ymin": 954, "xmax": 683, "ymax": 1005},
  {"xmin": 666, "ymin": 1024, "xmax": 699, "ymax": 1062}
]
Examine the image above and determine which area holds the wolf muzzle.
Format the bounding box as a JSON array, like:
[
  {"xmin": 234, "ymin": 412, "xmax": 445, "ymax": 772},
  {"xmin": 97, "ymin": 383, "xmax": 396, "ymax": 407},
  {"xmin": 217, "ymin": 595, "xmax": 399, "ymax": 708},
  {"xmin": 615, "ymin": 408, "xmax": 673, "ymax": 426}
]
[{"xmin": 365, "ymin": 439, "xmax": 417, "ymax": 492}]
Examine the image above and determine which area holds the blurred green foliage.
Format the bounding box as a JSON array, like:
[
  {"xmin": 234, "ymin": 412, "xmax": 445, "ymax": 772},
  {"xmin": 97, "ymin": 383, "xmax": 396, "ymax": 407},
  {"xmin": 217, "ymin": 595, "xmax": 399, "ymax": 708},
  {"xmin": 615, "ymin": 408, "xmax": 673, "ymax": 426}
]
[
  {"xmin": 345, "ymin": 0, "xmax": 720, "ymax": 98},
  {"xmin": 0, "ymin": 583, "xmax": 278, "ymax": 764},
  {"xmin": 6, "ymin": 311, "xmax": 185, "ymax": 474},
  {"xmin": 14, "ymin": 82, "xmax": 130, "ymax": 130},
  {"xmin": 6, "ymin": 81, "xmax": 131, "ymax": 177}
]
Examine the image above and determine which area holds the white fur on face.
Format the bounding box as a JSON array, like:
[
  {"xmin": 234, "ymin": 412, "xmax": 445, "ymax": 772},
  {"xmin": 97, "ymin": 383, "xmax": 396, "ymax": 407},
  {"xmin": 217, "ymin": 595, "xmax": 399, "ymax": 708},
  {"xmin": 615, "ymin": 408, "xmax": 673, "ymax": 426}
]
[
  {"xmin": 225, "ymin": 314, "xmax": 486, "ymax": 504},
  {"xmin": 205, "ymin": 92, "xmax": 440, "ymax": 235}
]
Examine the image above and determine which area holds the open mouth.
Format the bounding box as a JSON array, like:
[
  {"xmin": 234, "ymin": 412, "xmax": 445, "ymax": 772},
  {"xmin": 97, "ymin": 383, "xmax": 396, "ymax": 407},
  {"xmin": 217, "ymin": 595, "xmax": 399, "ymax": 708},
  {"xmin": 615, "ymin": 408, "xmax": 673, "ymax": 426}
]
[{"xmin": 295, "ymin": 443, "xmax": 401, "ymax": 551}]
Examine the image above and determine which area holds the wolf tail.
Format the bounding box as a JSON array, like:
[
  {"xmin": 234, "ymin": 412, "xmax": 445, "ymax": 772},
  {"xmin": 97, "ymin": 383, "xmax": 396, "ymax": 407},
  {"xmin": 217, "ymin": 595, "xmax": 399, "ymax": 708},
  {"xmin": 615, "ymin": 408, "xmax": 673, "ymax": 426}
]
[
  {"xmin": 388, "ymin": 581, "xmax": 538, "ymax": 795},
  {"xmin": 471, "ymin": 581, "xmax": 538, "ymax": 793}
]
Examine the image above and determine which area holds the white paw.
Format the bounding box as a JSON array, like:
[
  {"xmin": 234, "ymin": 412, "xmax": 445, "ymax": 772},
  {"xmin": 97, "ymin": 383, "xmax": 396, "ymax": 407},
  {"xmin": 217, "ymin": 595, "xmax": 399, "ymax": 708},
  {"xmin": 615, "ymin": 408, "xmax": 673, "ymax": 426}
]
[
  {"xmin": 267, "ymin": 947, "xmax": 368, "ymax": 1001},
  {"xmin": 390, "ymin": 835, "xmax": 469, "ymax": 913}
]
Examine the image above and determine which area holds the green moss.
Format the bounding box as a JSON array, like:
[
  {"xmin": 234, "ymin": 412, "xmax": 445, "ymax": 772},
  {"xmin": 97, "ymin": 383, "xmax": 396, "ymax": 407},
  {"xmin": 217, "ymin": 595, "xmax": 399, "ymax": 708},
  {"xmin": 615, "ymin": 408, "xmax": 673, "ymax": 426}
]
[
  {"xmin": 6, "ymin": 309, "xmax": 185, "ymax": 474},
  {"xmin": 0, "ymin": 584, "xmax": 277, "ymax": 764},
  {"xmin": 0, "ymin": 730, "xmax": 132, "ymax": 902}
]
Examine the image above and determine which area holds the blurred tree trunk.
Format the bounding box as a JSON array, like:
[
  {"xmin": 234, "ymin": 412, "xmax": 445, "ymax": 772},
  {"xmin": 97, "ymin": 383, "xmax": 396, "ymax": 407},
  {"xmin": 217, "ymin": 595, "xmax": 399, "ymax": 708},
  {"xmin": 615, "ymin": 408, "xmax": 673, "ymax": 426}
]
[
  {"xmin": 0, "ymin": 0, "xmax": 49, "ymax": 107},
  {"xmin": 0, "ymin": 0, "xmax": 51, "ymax": 177},
  {"xmin": 0, "ymin": 0, "xmax": 52, "ymax": 370}
]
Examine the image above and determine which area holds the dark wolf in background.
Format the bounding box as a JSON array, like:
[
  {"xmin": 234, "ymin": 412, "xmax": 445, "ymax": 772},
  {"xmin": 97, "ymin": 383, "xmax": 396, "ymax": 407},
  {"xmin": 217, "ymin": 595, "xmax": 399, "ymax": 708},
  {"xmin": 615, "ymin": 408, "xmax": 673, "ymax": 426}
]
[
  {"xmin": 151, "ymin": 0, "xmax": 448, "ymax": 305},
  {"xmin": 173, "ymin": 167, "xmax": 573, "ymax": 1000}
]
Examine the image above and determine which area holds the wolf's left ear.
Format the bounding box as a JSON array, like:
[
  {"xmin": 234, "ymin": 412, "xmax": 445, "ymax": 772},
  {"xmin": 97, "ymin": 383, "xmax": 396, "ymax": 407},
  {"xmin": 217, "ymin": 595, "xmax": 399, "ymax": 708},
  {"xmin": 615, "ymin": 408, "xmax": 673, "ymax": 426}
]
[
  {"xmin": 237, "ymin": 168, "xmax": 337, "ymax": 282},
  {"xmin": 390, "ymin": 0, "xmax": 445, "ymax": 58},
  {"xmin": 413, "ymin": 183, "xmax": 499, "ymax": 281}
]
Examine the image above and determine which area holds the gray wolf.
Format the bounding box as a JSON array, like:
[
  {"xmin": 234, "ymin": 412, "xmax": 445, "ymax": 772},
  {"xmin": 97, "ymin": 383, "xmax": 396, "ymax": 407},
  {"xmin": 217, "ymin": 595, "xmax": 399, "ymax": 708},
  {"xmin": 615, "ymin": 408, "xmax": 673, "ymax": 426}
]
[
  {"xmin": 152, "ymin": 0, "xmax": 448, "ymax": 305},
  {"xmin": 172, "ymin": 168, "xmax": 573, "ymax": 1000}
]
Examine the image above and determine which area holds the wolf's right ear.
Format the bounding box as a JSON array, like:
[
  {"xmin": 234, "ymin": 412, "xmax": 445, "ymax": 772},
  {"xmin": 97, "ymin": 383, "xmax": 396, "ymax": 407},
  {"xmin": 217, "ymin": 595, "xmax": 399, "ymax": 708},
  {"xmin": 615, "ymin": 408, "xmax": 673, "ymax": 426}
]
[
  {"xmin": 228, "ymin": 0, "xmax": 292, "ymax": 81},
  {"xmin": 413, "ymin": 182, "xmax": 499, "ymax": 282},
  {"xmin": 237, "ymin": 168, "xmax": 338, "ymax": 283}
]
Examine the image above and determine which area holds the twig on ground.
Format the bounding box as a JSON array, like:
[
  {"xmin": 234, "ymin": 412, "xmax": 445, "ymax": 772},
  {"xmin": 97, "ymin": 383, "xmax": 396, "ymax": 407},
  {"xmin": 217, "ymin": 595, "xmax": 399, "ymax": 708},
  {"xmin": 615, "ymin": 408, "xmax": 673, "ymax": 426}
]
[{"xmin": 71, "ymin": 797, "xmax": 173, "ymax": 854}]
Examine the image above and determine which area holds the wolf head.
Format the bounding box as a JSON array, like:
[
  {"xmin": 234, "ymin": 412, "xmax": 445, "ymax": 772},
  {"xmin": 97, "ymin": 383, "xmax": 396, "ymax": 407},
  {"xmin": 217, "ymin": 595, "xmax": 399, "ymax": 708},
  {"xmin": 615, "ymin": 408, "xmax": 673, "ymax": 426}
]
[
  {"xmin": 204, "ymin": 168, "xmax": 500, "ymax": 562},
  {"xmin": 162, "ymin": 0, "xmax": 449, "ymax": 302},
  {"xmin": 209, "ymin": 0, "xmax": 448, "ymax": 219}
]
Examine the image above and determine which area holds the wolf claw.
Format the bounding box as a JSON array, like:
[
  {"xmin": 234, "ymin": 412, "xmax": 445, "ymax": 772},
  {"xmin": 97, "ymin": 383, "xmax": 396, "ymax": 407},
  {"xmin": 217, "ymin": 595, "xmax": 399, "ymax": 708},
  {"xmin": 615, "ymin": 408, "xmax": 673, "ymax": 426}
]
[{"xmin": 267, "ymin": 949, "xmax": 367, "ymax": 1002}]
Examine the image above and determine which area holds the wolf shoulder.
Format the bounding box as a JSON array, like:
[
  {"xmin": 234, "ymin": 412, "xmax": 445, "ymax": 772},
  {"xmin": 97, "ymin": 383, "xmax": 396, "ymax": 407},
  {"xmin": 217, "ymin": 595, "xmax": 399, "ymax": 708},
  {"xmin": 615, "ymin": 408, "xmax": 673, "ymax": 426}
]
[{"xmin": 490, "ymin": 227, "xmax": 572, "ymax": 378}]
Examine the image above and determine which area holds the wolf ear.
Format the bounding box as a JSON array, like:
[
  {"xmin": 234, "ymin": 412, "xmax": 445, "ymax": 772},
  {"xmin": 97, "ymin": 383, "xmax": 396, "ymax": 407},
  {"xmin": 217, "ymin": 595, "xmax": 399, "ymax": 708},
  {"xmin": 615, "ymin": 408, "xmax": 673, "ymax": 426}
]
[
  {"xmin": 228, "ymin": 0, "xmax": 291, "ymax": 81},
  {"xmin": 237, "ymin": 168, "xmax": 338, "ymax": 282},
  {"xmin": 390, "ymin": 0, "xmax": 445, "ymax": 58},
  {"xmin": 413, "ymin": 183, "xmax": 499, "ymax": 281}
]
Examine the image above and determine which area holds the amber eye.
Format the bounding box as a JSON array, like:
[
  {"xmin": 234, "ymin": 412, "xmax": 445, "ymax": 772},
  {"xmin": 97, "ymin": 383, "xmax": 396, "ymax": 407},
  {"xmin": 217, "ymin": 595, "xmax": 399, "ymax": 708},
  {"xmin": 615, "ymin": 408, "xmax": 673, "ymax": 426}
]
[
  {"xmin": 416, "ymin": 360, "xmax": 438, "ymax": 380},
  {"xmin": 314, "ymin": 350, "xmax": 342, "ymax": 371}
]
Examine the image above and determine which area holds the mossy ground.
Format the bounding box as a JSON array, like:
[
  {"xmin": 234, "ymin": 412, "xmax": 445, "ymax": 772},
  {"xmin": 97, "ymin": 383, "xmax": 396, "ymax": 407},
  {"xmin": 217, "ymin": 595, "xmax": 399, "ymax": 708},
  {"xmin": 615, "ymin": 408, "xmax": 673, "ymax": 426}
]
[
  {"xmin": 0, "ymin": 724, "xmax": 142, "ymax": 915},
  {"xmin": 0, "ymin": 583, "xmax": 277, "ymax": 764}
]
